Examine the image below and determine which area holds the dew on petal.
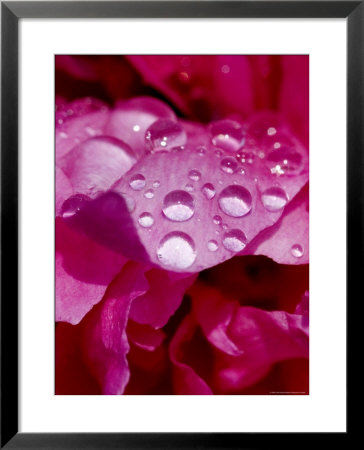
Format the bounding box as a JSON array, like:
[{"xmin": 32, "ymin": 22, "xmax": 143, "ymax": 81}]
[
  {"xmin": 220, "ymin": 157, "xmax": 238, "ymax": 174},
  {"xmin": 209, "ymin": 119, "xmax": 246, "ymax": 152},
  {"xmin": 201, "ymin": 183, "xmax": 216, "ymax": 200},
  {"xmin": 129, "ymin": 174, "xmax": 146, "ymax": 191},
  {"xmin": 145, "ymin": 119, "xmax": 187, "ymax": 152},
  {"xmin": 185, "ymin": 183, "xmax": 194, "ymax": 192},
  {"xmin": 207, "ymin": 240, "xmax": 219, "ymax": 252},
  {"xmin": 261, "ymin": 186, "xmax": 288, "ymax": 212},
  {"xmin": 157, "ymin": 231, "xmax": 196, "ymax": 270},
  {"xmin": 196, "ymin": 146, "xmax": 206, "ymax": 156},
  {"xmin": 213, "ymin": 215, "xmax": 222, "ymax": 225},
  {"xmin": 236, "ymin": 150, "xmax": 255, "ymax": 165},
  {"xmin": 61, "ymin": 194, "xmax": 90, "ymax": 218},
  {"xmin": 291, "ymin": 244, "xmax": 304, "ymax": 258},
  {"xmin": 144, "ymin": 189, "xmax": 155, "ymax": 199},
  {"xmin": 218, "ymin": 185, "xmax": 252, "ymax": 218},
  {"xmin": 162, "ymin": 190, "xmax": 195, "ymax": 222},
  {"xmin": 214, "ymin": 149, "xmax": 222, "ymax": 158},
  {"xmin": 266, "ymin": 146, "xmax": 303, "ymax": 176},
  {"xmin": 153, "ymin": 180, "xmax": 161, "ymax": 188},
  {"xmin": 222, "ymin": 229, "xmax": 247, "ymax": 253},
  {"xmin": 138, "ymin": 212, "xmax": 154, "ymax": 228},
  {"xmin": 188, "ymin": 169, "xmax": 201, "ymax": 181}
]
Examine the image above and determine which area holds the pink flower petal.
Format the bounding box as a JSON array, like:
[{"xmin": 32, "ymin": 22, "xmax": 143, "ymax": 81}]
[
  {"xmin": 81, "ymin": 262, "xmax": 149, "ymax": 395},
  {"xmin": 55, "ymin": 166, "xmax": 73, "ymax": 216},
  {"xmin": 56, "ymin": 218, "xmax": 126, "ymax": 324},
  {"xmin": 126, "ymin": 320, "xmax": 166, "ymax": 351}
]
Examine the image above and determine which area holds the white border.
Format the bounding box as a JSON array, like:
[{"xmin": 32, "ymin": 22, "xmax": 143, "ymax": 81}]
[{"xmin": 20, "ymin": 18, "xmax": 347, "ymax": 432}]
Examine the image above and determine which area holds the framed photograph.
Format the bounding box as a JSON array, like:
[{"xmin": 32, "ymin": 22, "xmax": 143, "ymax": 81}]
[{"xmin": 1, "ymin": 1, "xmax": 356, "ymax": 447}]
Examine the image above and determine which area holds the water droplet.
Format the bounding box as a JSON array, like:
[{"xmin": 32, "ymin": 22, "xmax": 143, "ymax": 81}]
[
  {"xmin": 266, "ymin": 147, "xmax": 303, "ymax": 176},
  {"xmin": 162, "ymin": 190, "xmax": 195, "ymax": 222},
  {"xmin": 61, "ymin": 194, "xmax": 90, "ymax": 218},
  {"xmin": 153, "ymin": 180, "xmax": 161, "ymax": 188},
  {"xmin": 220, "ymin": 157, "xmax": 238, "ymax": 174},
  {"xmin": 291, "ymin": 244, "xmax": 304, "ymax": 258},
  {"xmin": 157, "ymin": 232, "xmax": 196, "ymax": 270},
  {"xmin": 222, "ymin": 223, "xmax": 228, "ymax": 230},
  {"xmin": 129, "ymin": 174, "xmax": 146, "ymax": 191},
  {"xmin": 238, "ymin": 168, "xmax": 246, "ymax": 175},
  {"xmin": 145, "ymin": 119, "xmax": 187, "ymax": 152},
  {"xmin": 185, "ymin": 183, "xmax": 194, "ymax": 192},
  {"xmin": 236, "ymin": 150, "xmax": 255, "ymax": 164},
  {"xmin": 144, "ymin": 189, "xmax": 154, "ymax": 199},
  {"xmin": 188, "ymin": 169, "xmax": 201, "ymax": 181},
  {"xmin": 59, "ymin": 131, "xmax": 68, "ymax": 139},
  {"xmin": 261, "ymin": 187, "xmax": 288, "ymax": 212},
  {"xmin": 214, "ymin": 149, "xmax": 222, "ymax": 158},
  {"xmin": 209, "ymin": 120, "xmax": 246, "ymax": 152},
  {"xmin": 218, "ymin": 185, "xmax": 252, "ymax": 217},
  {"xmin": 207, "ymin": 240, "xmax": 219, "ymax": 252},
  {"xmin": 213, "ymin": 215, "xmax": 222, "ymax": 225},
  {"xmin": 222, "ymin": 229, "xmax": 247, "ymax": 253},
  {"xmin": 201, "ymin": 183, "xmax": 216, "ymax": 200},
  {"xmin": 138, "ymin": 212, "xmax": 154, "ymax": 228},
  {"xmin": 196, "ymin": 146, "xmax": 206, "ymax": 156}
]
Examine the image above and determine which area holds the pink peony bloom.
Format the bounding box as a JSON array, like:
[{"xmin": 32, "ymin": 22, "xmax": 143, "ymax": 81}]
[{"xmin": 55, "ymin": 55, "xmax": 309, "ymax": 395}]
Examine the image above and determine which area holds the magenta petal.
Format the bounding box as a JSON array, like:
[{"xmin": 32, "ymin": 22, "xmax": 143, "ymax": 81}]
[
  {"xmin": 58, "ymin": 136, "xmax": 136, "ymax": 197},
  {"xmin": 129, "ymin": 270, "xmax": 197, "ymax": 328},
  {"xmin": 246, "ymin": 184, "xmax": 309, "ymax": 264},
  {"xmin": 82, "ymin": 262, "xmax": 149, "ymax": 394},
  {"xmin": 55, "ymin": 167, "xmax": 73, "ymax": 215},
  {"xmin": 169, "ymin": 314, "xmax": 213, "ymax": 395},
  {"xmin": 127, "ymin": 320, "xmax": 166, "ymax": 351},
  {"xmin": 56, "ymin": 218, "xmax": 126, "ymax": 324}
]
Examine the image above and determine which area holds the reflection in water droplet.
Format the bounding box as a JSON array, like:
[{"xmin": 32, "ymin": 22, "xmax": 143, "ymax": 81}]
[
  {"xmin": 218, "ymin": 185, "xmax": 252, "ymax": 217},
  {"xmin": 207, "ymin": 240, "xmax": 219, "ymax": 252},
  {"xmin": 145, "ymin": 119, "xmax": 187, "ymax": 152},
  {"xmin": 291, "ymin": 244, "xmax": 304, "ymax": 258},
  {"xmin": 201, "ymin": 183, "xmax": 216, "ymax": 200},
  {"xmin": 261, "ymin": 186, "xmax": 288, "ymax": 212},
  {"xmin": 188, "ymin": 169, "xmax": 201, "ymax": 181},
  {"xmin": 222, "ymin": 229, "xmax": 247, "ymax": 252},
  {"xmin": 162, "ymin": 190, "xmax": 195, "ymax": 222},
  {"xmin": 213, "ymin": 215, "xmax": 222, "ymax": 225},
  {"xmin": 129, "ymin": 174, "xmax": 146, "ymax": 190},
  {"xmin": 220, "ymin": 157, "xmax": 238, "ymax": 174},
  {"xmin": 266, "ymin": 147, "xmax": 303, "ymax": 176},
  {"xmin": 209, "ymin": 120, "xmax": 246, "ymax": 152},
  {"xmin": 138, "ymin": 212, "xmax": 154, "ymax": 228},
  {"xmin": 144, "ymin": 189, "xmax": 154, "ymax": 199},
  {"xmin": 153, "ymin": 180, "xmax": 161, "ymax": 188},
  {"xmin": 61, "ymin": 194, "xmax": 90, "ymax": 218},
  {"xmin": 157, "ymin": 231, "xmax": 196, "ymax": 270}
]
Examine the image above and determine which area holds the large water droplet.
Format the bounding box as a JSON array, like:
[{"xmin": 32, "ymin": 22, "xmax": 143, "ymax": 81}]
[
  {"xmin": 162, "ymin": 190, "xmax": 195, "ymax": 222},
  {"xmin": 129, "ymin": 174, "xmax": 146, "ymax": 190},
  {"xmin": 209, "ymin": 120, "xmax": 246, "ymax": 152},
  {"xmin": 261, "ymin": 186, "xmax": 288, "ymax": 212},
  {"xmin": 138, "ymin": 212, "xmax": 154, "ymax": 228},
  {"xmin": 220, "ymin": 157, "xmax": 238, "ymax": 174},
  {"xmin": 266, "ymin": 146, "xmax": 303, "ymax": 176},
  {"xmin": 207, "ymin": 240, "xmax": 219, "ymax": 252},
  {"xmin": 61, "ymin": 194, "xmax": 90, "ymax": 218},
  {"xmin": 188, "ymin": 169, "xmax": 201, "ymax": 181},
  {"xmin": 157, "ymin": 232, "xmax": 196, "ymax": 270},
  {"xmin": 222, "ymin": 229, "xmax": 247, "ymax": 252},
  {"xmin": 218, "ymin": 185, "xmax": 252, "ymax": 217},
  {"xmin": 145, "ymin": 119, "xmax": 187, "ymax": 152},
  {"xmin": 291, "ymin": 244, "xmax": 304, "ymax": 258},
  {"xmin": 201, "ymin": 183, "xmax": 216, "ymax": 200}
]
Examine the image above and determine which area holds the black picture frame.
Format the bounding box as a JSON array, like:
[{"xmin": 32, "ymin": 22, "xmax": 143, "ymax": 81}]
[{"xmin": 1, "ymin": 1, "xmax": 358, "ymax": 448}]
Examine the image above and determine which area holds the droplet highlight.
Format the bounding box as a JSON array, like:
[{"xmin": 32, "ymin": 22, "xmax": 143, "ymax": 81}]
[{"xmin": 201, "ymin": 183, "xmax": 216, "ymax": 200}]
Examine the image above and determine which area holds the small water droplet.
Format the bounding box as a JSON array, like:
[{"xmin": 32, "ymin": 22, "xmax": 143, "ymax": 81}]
[
  {"xmin": 201, "ymin": 183, "xmax": 216, "ymax": 200},
  {"xmin": 157, "ymin": 231, "xmax": 196, "ymax": 270},
  {"xmin": 153, "ymin": 180, "xmax": 161, "ymax": 188},
  {"xmin": 213, "ymin": 215, "xmax": 222, "ymax": 225},
  {"xmin": 196, "ymin": 146, "xmax": 206, "ymax": 156},
  {"xmin": 185, "ymin": 183, "xmax": 194, "ymax": 192},
  {"xmin": 261, "ymin": 187, "xmax": 288, "ymax": 212},
  {"xmin": 291, "ymin": 244, "xmax": 304, "ymax": 258},
  {"xmin": 188, "ymin": 169, "xmax": 201, "ymax": 181},
  {"xmin": 220, "ymin": 157, "xmax": 238, "ymax": 174},
  {"xmin": 59, "ymin": 131, "xmax": 68, "ymax": 139},
  {"xmin": 218, "ymin": 185, "xmax": 253, "ymax": 217},
  {"xmin": 214, "ymin": 149, "xmax": 222, "ymax": 158},
  {"xmin": 207, "ymin": 240, "xmax": 219, "ymax": 252},
  {"xmin": 144, "ymin": 189, "xmax": 154, "ymax": 199},
  {"xmin": 145, "ymin": 119, "xmax": 187, "ymax": 152},
  {"xmin": 209, "ymin": 120, "xmax": 246, "ymax": 152},
  {"xmin": 222, "ymin": 223, "xmax": 228, "ymax": 230},
  {"xmin": 236, "ymin": 150, "xmax": 255, "ymax": 164},
  {"xmin": 138, "ymin": 212, "xmax": 154, "ymax": 228},
  {"xmin": 162, "ymin": 190, "xmax": 195, "ymax": 222},
  {"xmin": 238, "ymin": 168, "xmax": 246, "ymax": 175},
  {"xmin": 129, "ymin": 174, "xmax": 146, "ymax": 190},
  {"xmin": 222, "ymin": 229, "xmax": 247, "ymax": 253},
  {"xmin": 61, "ymin": 194, "xmax": 90, "ymax": 218}
]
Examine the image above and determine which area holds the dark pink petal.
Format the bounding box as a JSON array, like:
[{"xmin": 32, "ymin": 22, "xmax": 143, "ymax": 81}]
[
  {"xmin": 129, "ymin": 270, "xmax": 197, "ymax": 328},
  {"xmin": 56, "ymin": 218, "xmax": 126, "ymax": 324},
  {"xmin": 126, "ymin": 320, "xmax": 166, "ymax": 351},
  {"xmin": 104, "ymin": 96, "xmax": 177, "ymax": 156},
  {"xmin": 58, "ymin": 136, "xmax": 136, "ymax": 197},
  {"xmin": 55, "ymin": 167, "xmax": 73, "ymax": 216},
  {"xmin": 81, "ymin": 262, "xmax": 149, "ymax": 395},
  {"xmin": 56, "ymin": 55, "xmax": 99, "ymax": 81},
  {"xmin": 169, "ymin": 314, "xmax": 213, "ymax": 395}
]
